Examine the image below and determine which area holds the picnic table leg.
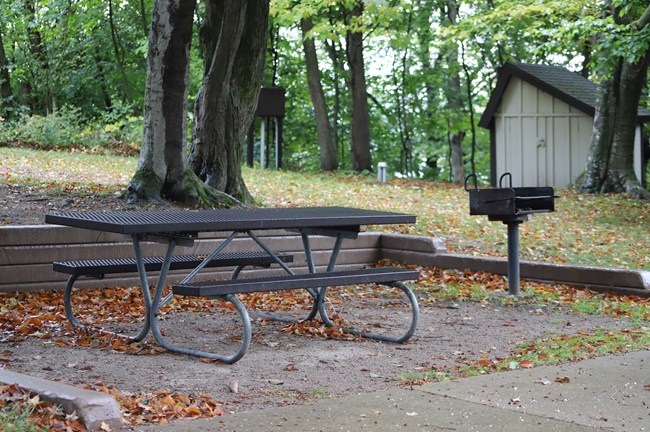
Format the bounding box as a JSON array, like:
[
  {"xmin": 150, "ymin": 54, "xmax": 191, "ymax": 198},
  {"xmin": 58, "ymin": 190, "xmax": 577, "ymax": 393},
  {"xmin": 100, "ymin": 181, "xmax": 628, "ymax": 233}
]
[
  {"xmin": 315, "ymin": 234, "xmax": 344, "ymax": 327},
  {"xmin": 63, "ymin": 272, "xmax": 150, "ymax": 341},
  {"xmin": 312, "ymin": 235, "xmax": 420, "ymax": 343},
  {"xmin": 61, "ymin": 236, "xmax": 153, "ymax": 341},
  {"xmin": 338, "ymin": 281, "xmax": 420, "ymax": 343},
  {"xmin": 63, "ymin": 274, "xmax": 85, "ymax": 329},
  {"xmin": 147, "ymin": 238, "xmax": 251, "ymax": 363},
  {"xmin": 130, "ymin": 235, "xmax": 155, "ymax": 342}
]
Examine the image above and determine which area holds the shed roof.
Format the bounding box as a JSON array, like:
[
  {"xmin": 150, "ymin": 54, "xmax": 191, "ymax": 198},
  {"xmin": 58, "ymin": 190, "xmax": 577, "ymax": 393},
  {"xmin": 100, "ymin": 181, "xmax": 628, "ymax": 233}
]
[{"xmin": 479, "ymin": 61, "xmax": 650, "ymax": 128}]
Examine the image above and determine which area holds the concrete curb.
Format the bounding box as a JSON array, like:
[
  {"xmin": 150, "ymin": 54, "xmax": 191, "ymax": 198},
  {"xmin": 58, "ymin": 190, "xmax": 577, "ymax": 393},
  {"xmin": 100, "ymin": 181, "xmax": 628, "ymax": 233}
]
[
  {"xmin": 0, "ymin": 369, "xmax": 122, "ymax": 431},
  {"xmin": 426, "ymin": 253, "xmax": 650, "ymax": 297},
  {"xmin": 380, "ymin": 237, "xmax": 650, "ymax": 297}
]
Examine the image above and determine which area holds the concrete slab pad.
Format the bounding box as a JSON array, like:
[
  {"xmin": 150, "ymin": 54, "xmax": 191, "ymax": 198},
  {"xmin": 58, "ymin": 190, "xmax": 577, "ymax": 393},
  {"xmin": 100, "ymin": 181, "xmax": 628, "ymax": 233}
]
[
  {"xmin": 134, "ymin": 387, "xmax": 598, "ymax": 432},
  {"xmin": 421, "ymin": 350, "xmax": 650, "ymax": 432}
]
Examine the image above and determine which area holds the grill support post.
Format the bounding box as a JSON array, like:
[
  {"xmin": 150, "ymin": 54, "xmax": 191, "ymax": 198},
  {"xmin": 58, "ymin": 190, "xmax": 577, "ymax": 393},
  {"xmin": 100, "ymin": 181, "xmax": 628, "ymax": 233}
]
[{"xmin": 505, "ymin": 220, "xmax": 522, "ymax": 296}]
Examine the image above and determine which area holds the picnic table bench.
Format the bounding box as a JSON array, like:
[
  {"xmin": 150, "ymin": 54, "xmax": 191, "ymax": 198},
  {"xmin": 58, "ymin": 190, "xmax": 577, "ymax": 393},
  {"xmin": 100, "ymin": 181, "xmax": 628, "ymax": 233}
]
[
  {"xmin": 54, "ymin": 251, "xmax": 293, "ymax": 331},
  {"xmin": 46, "ymin": 206, "xmax": 420, "ymax": 363}
]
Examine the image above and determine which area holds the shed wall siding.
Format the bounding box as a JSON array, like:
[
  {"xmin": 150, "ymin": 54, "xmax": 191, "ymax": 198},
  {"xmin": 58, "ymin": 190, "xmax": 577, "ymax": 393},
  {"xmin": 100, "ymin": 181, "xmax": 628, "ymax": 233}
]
[{"xmin": 494, "ymin": 78, "xmax": 593, "ymax": 187}]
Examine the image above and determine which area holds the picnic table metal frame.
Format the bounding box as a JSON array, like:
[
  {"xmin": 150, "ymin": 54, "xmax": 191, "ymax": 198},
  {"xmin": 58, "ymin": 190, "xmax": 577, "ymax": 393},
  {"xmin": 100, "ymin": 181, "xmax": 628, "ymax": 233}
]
[{"xmin": 46, "ymin": 206, "xmax": 419, "ymax": 363}]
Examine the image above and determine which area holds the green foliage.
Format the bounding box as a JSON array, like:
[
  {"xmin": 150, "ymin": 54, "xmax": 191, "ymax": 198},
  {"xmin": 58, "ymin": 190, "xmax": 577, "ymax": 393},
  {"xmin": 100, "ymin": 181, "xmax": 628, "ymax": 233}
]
[
  {"xmin": 0, "ymin": 107, "xmax": 142, "ymax": 155},
  {"xmin": 0, "ymin": 0, "xmax": 152, "ymax": 117}
]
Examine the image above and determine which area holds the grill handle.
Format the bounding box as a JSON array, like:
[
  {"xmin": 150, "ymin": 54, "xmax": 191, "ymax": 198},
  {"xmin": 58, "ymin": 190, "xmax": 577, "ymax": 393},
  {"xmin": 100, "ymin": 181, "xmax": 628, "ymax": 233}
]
[
  {"xmin": 499, "ymin": 172, "xmax": 513, "ymax": 188},
  {"xmin": 464, "ymin": 173, "xmax": 478, "ymax": 192}
]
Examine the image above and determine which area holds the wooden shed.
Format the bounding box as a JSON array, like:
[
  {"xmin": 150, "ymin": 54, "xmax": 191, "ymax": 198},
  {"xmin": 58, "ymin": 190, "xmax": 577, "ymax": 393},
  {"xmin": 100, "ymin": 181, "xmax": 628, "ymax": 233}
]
[{"xmin": 479, "ymin": 62, "xmax": 650, "ymax": 187}]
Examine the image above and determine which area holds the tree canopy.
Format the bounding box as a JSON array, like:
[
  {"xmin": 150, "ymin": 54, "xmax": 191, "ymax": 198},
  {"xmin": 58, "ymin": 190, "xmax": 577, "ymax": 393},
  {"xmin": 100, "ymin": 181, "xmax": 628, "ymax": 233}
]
[{"xmin": 1, "ymin": 0, "xmax": 649, "ymax": 199}]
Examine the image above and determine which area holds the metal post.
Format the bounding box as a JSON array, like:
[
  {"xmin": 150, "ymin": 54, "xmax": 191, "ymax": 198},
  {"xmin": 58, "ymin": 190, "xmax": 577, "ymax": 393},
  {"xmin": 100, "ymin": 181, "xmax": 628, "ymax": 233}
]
[
  {"xmin": 377, "ymin": 162, "xmax": 387, "ymax": 182},
  {"xmin": 506, "ymin": 221, "xmax": 521, "ymax": 296},
  {"xmin": 274, "ymin": 117, "xmax": 280, "ymax": 169},
  {"xmin": 260, "ymin": 118, "xmax": 266, "ymax": 169}
]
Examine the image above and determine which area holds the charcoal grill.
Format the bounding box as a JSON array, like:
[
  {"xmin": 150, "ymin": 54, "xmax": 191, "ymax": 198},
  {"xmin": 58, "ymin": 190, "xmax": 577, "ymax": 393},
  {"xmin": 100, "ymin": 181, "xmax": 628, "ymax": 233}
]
[{"xmin": 464, "ymin": 173, "xmax": 558, "ymax": 295}]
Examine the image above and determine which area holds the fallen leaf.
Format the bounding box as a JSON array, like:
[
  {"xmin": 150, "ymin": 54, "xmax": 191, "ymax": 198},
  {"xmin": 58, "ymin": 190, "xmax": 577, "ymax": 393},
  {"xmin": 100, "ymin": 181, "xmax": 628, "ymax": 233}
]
[
  {"xmin": 555, "ymin": 376, "xmax": 571, "ymax": 384},
  {"xmin": 100, "ymin": 421, "xmax": 112, "ymax": 431},
  {"xmin": 535, "ymin": 378, "xmax": 551, "ymax": 385},
  {"xmin": 268, "ymin": 379, "xmax": 283, "ymax": 385},
  {"xmin": 519, "ymin": 360, "xmax": 534, "ymax": 369},
  {"xmin": 228, "ymin": 380, "xmax": 239, "ymax": 394}
]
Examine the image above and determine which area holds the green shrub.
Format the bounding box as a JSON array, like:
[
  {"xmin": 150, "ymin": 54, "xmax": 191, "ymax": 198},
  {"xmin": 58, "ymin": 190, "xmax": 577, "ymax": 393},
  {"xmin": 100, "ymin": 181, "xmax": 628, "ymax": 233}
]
[
  {"xmin": 1, "ymin": 106, "xmax": 83, "ymax": 149},
  {"xmin": 0, "ymin": 106, "xmax": 143, "ymax": 156}
]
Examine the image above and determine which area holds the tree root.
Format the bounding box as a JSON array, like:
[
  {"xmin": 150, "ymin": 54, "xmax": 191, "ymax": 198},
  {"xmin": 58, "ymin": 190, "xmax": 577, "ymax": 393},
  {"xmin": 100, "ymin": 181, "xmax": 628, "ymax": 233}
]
[{"xmin": 127, "ymin": 168, "xmax": 254, "ymax": 209}]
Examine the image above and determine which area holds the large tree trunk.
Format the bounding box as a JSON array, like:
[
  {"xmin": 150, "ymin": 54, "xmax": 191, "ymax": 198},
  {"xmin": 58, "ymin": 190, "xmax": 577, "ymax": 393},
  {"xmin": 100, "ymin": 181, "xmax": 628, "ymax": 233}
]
[
  {"xmin": 578, "ymin": 5, "xmax": 650, "ymax": 199},
  {"xmin": 301, "ymin": 17, "xmax": 338, "ymax": 171},
  {"xmin": 345, "ymin": 2, "xmax": 372, "ymax": 172},
  {"xmin": 0, "ymin": 27, "xmax": 13, "ymax": 117},
  {"xmin": 128, "ymin": 0, "xmax": 198, "ymax": 204},
  {"xmin": 189, "ymin": 0, "xmax": 269, "ymax": 203}
]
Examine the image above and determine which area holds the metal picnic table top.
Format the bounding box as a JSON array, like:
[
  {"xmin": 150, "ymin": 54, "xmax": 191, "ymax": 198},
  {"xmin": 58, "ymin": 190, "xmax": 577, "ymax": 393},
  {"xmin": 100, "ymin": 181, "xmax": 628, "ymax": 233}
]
[{"xmin": 44, "ymin": 206, "xmax": 416, "ymax": 234}]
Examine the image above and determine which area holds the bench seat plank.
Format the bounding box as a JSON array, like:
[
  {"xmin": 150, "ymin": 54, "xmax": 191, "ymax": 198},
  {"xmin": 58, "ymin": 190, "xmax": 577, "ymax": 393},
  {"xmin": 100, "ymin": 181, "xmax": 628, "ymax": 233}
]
[
  {"xmin": 173, "ymin": 267, "xmax": 419, "ymax": 297},
  {"xmin": 53, "ymin": 252, "xmax": 293, "ymax": 277}
]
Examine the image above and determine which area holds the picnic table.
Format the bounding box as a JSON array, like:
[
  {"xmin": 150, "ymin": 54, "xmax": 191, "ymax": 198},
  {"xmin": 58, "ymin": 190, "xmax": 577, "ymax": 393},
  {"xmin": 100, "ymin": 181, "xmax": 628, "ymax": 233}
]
[{"xmin": 46, "ymin": 206, "xmax": 420, "ymax": 363}]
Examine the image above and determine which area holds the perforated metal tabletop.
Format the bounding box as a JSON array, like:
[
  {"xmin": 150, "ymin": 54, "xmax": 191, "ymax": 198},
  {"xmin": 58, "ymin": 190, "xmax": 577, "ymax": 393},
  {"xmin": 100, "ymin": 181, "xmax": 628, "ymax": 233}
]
[{"xmin": 45, "ymin": 206, "xmax": 416, "ymax": 234}]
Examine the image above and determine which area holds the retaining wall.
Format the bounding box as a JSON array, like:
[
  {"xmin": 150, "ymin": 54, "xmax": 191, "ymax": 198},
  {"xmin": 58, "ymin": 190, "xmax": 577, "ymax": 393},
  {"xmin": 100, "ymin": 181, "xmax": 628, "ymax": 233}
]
[{"xmin": 1, "ymin": 225, "xmax": 648, "ymax": 296}]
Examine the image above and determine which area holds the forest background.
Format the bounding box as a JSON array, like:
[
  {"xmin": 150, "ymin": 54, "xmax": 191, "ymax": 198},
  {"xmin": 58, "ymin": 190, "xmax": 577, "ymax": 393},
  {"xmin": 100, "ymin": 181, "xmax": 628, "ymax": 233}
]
[{"xmin": 0, "ymin": 0, "xmax": 649, "ymax": 186}]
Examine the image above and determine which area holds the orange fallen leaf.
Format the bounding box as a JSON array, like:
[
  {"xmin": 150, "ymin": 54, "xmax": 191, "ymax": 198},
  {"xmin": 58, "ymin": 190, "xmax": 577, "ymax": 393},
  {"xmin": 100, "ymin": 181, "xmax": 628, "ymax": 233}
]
[{"xmin": 519, "ymin": 360, "xmax": 534, "ymax": 369}]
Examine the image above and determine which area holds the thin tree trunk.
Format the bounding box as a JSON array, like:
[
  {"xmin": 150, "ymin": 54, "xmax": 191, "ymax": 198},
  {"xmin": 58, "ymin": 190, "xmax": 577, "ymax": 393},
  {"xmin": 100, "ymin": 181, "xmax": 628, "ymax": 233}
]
[
  {"xmin": 460, "ymin": 42, "xmax": 477, "ymax": 175},
  {"xmin": 24, "ymin": 0, "xmax": 51, "ymax": 114},
  {"xmin": 93, "ymin": 46, "xmax": 113, "ymax": 110},
  {"xmin": 0, "ymin": 27, "xmax": 13, "ymax": 117},
  {"xmin": 445, "ymin": 0, "xmax": 465, "ymax": 183},
  {"xmin": 393, "ymin": 4, "xmax": 414, "ymax": 176},
  {"xmin": 139, "ymin": 0, "xmax": 149, "ymax": 37},
  {"xmin": 108, "ymin": 0, "xmax": 132, "ymax": 103},
  {"xmin": 324, "ymin": 37, "xmax": 345, "ymax": 165},
  {"xmin": 301, "ymin": 17, "xmax": 338, "ymax": 171},
  {"xmin": 345, "ymin": 2, "xmax": 372, "ymax": 172},
  {"xmin": 416, "ymin": 0, "xmax": 438, "ymax": 176}
]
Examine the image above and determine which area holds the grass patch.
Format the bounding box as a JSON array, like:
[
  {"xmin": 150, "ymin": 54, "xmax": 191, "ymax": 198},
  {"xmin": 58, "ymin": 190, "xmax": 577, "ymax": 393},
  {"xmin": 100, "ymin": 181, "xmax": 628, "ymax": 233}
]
[
  {"xmin": 502, "ymin": 328, "xmax": 650, "ymax": 368},
  {"xmin": 399, "ymin": 328, "xmax": 650, "ymax": 385},
  {"xmin": 417, "ymin": 268, "xmax": 650, "ymax": 323},
  {"xmin": 306, "ymin": 386, "xmax": 330, "ymax": 398},
  {"xmin": 0, "ymin": 403, "xmax": 42, "ymax": 432}
]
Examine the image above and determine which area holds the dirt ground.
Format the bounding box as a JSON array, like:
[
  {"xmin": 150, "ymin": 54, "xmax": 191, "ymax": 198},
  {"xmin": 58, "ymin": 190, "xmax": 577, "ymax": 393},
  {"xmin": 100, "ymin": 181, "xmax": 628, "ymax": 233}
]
[
  {"xmin": 2, "ymin": 288, "xmax": 635, "ymax": 414},
  {"xmin": 0, "ymin": 179, "xmax": 642, "ymax": 427}
]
